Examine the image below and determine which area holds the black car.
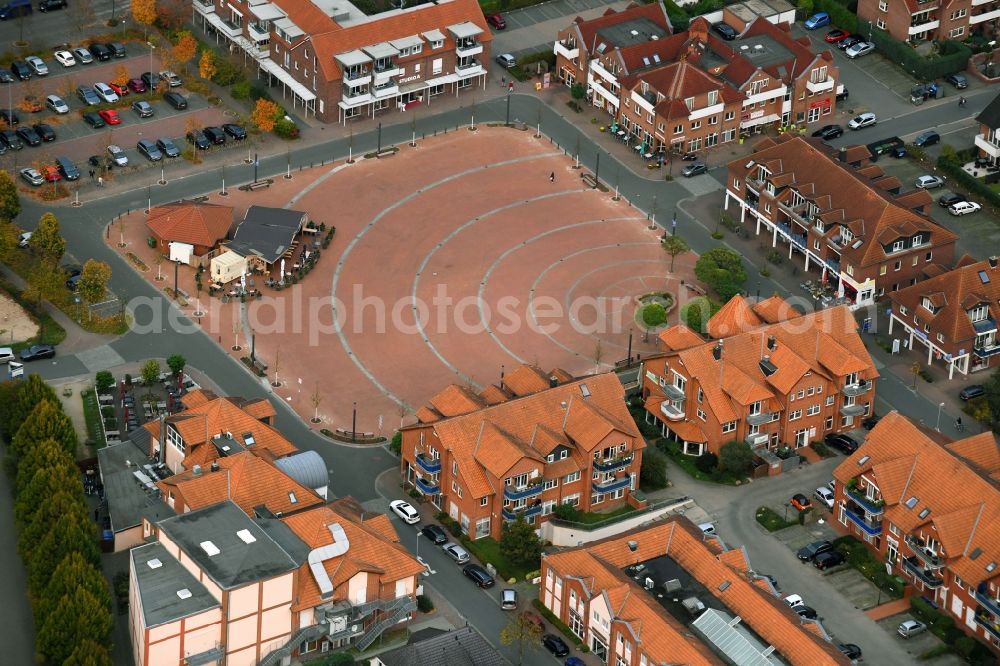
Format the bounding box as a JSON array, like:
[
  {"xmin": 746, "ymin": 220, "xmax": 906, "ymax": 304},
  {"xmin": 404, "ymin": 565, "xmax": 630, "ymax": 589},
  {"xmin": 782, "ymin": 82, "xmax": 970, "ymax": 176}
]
[
  {"xmin": 712, "ymin": 22, "xmax": 738, "ymax": 40},
  {"xmin": 462, "ymin": 563, "xmax": 495, "ymax": 588},
  {"xmin": 107, "ymin": 42, "xmax": 127, "ymax": 58},
  {"xmin": 959, "ymin": 385, "xmax": 985, "ymax": 401},
  {"xmin": 913, "ymin": 131, "xmax": 940, "ymax": 147},
  {"xmin": 946, "ymin": 72, "xmax": 968, "ymax": 89},
  {"xmin": 420, "ymin": 524, "xmax": 448, "ymax": 545},
  {"xmin": 938, "ymin": 192, "xmax": 966, "ymax": 207},
  {"xmin": 186, "ymin": 130, "xmax": 210, "ymax": 150},
  {"xmin": 0, "ymin": 108, "xmax": 20, "ymax": 126},
  {"xmin": 156, "ymin": 137, "xmax": 181, "ymax": 158},
  {"xmin": 39, "ymin": 0, "xmax": 67, "ymax": 10},
  {"xmin": 83, "ymin": 112, "xmax": 106, "ymax": 128},
  {"xmin": 0, "ymin": 129, "xmax": 23, "ymax": 150},
  {"xmin": 796, "ymin": 540, "xmax": 833, "ymax": 562},
  {"xmin": 794, "ymin": 605, "xmax": 818, "ymax": 620},
  {"xmin": 20, "ymin": 344, "xmax": 55, "ymax": 361},
  {"xmin": 824, "ymin": 433, "xmax": 859, "ymax": 454},
  {"xmin": 836, "ymin": 87, "xmax": 849, "ymax": 102},
  {"xmin": 814, "ymin": 550, "xmax": 846, "ymax": 570},
  {"xmin": 862, "ymin": 413, "xmax": 880, "ymax": 430},
  {"xmin": 163, "ymin": 91, "xmax": 188, "ymax": 110},
  {"xmin": 15, "ymin": 126, "xmax": 40, "ymax": 146},
  {"xmin": 542, "ymin": 634, "xmax": 570, "ymax": 657},
  {"xmin": 141, "ymin": 71, "xmax": 161, "ymax": 90},
  {"xmin": 66, "ymin": 273, "xmax": 82, "ymax": 290},
  {"xmin": 89, "ymin": 43, "xmax": 113, "ymax": 61},
  {"xmin": 222, "ymin": 123, "xmax": 247, "ymax": 140},
  {"xmin": 10, "ymin": 60, "xmax": 30, "ymax": 81},
  {"xmin": 32, "ymin": 123, "xmax": 55, "ymax": 142},
  {"xmin": 838, "ymin": 643, "xmax": 862, "ymax": 660},
  {"xmin": 203, "ymin": 126, "xmax": 226, "ymax": 145},
  {"xmin": 0, "ymin": 71, "xmax": 12, "ymax": 83},
  {"xmin": 811, "ymin": 124, "xmax": 843, "ymax": 140},
  {"xmin": 838, "ymin": 35, "xmax": 865, "ymax": 51}
]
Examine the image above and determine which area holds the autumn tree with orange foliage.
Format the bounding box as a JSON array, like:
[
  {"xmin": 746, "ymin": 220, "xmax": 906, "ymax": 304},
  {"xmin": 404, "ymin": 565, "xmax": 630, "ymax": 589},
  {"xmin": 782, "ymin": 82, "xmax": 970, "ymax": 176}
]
[
  {"xmin": 251, "ymin": 99, "xmax": 282, "ymax": 133},
  {"xmin": 198, "ymin": 50, "xmax": 217, "ymax": 81},
  {"xmin": 111, "ymin": 65, "xmax": 129, "ymax": 88},
  {"xmin": 131, "ymin": 0, "xmax": 157, "ymax": 28},
  {"xmin": 172, "ymin": 32, "xmax": 198, "ymax": 73}
]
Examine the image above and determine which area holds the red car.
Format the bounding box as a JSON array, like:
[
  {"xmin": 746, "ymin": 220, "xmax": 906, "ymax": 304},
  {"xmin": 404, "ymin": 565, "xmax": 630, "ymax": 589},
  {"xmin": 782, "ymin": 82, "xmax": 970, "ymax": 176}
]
[
  {"xmin": 108, "ymin": 81, "xmax": 130, "ymax": 97},
  {"xmin": 486, "ymin": 13, "xmax": 506, "ymax": 29},
  {"xmin": 98, "ymin": 109, "xmax": 122, "ymax": 125},
  {"xmin": 127, "ymin": 78, "xmax": 147, "ymax": 93},
  {"xmin": 790, "ymin": 493, "xmax": 813, "ymax": 511},
  {"xmin": 825, "ymin": 29, "xmax": 849, "ymax": 42},
  {"xmin": 41, "ymin": 165, "xmax": 61, "ymax": 182}
]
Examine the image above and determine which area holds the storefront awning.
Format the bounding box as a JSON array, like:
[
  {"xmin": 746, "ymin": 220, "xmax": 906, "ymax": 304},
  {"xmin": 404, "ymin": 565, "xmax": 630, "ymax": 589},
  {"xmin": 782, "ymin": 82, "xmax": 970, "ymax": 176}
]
[
  {"xmin": 258, "ymin": 59, "xmax": 316, "ymax": 102},
  {"xmin": 740, "ymin": 113, "xmax": 780, "ymax": 129}
]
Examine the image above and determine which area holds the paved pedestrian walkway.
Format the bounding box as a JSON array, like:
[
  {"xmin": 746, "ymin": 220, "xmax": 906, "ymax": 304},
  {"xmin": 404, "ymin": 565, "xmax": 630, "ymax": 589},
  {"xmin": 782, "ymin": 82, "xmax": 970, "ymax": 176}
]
[{"xmin": 864, "ymin": 598, "xmax": 911, "ymax": 621}]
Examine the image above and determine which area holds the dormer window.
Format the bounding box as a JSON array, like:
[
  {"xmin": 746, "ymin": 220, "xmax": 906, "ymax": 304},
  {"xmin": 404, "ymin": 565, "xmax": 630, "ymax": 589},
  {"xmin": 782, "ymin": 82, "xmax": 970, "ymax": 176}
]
[
  {"xmin": 892, "ymin": 239, "xmax": 905, "ymax": 253},
  {"xmin": 970, "ymin": 304, "xmax": 989, "ymax": 322},
  {"xmin": 912, "ymin": 233, "xmax": 925, "ymax": 246},
  {"xmin": 921, "ymin": 297, "xmax": 937, "ymax": 314},
  {"xmin": 841, "ymin": 227, "xmax": 853, "ymax": 243},
  {"xmin": 707, "ymin": 90, "xmax": 718, "ymax": 105},
  {"xmin": 790, "ymin": 190, "xmax": 805, "ymax": 207},
  {"xmin": 684, "ymin": 96, "xmax": 695, "ymax": 111},
  {"xmin": 756, "ymin": 165, "xmax": 770, "ymax": 181}
]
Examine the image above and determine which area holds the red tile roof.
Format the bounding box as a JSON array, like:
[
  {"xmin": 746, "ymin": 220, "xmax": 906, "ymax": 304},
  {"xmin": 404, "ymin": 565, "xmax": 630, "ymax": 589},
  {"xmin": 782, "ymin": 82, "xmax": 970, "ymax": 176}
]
[{"xmin": 146, "ymin": 202, "xmax": 234, "ymax": 249}]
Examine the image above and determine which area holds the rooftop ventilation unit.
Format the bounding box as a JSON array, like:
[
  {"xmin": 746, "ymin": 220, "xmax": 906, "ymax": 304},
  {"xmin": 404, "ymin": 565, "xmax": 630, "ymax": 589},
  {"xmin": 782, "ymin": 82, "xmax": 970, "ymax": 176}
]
[
  {"xmin": 664, "ymin": 578, "xmax": 682, "ymax": 593},
  {"xmin": 682, "ymin": 597, "xmax": 706, "ymax": 616},
  {"xmin": 237, "ymin": 529, "xmax": 256, "ymax": 544},
  {"xmin": 177, "ymin": 588, "xmax": 192, "ymax": 600},
  {"xmin": 644, "ymin": 577, "xmax": 655, "ymax": 590},
  {"xmin": 759, "ymin": 357, "xmax": 778, "ymax": 377},
  {"xmin": 200, "ymin": 540, "xmax": 220, "ymax": 556},
  {"xmin": 147, "ymin": 558, "xmax": 163, "ymax": 569}
]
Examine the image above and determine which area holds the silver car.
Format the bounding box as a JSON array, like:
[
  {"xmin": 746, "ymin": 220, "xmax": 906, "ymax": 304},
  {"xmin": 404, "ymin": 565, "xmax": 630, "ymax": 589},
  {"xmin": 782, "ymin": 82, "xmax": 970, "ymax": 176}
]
[
  {"xmin": 45, "ymin": 94, "xmax": 69, "ymax": 114},
  {"xmin": 501, "ymin": 588, "xmax": 518, "ymax": 610},
  {"xmin": 72, "ymin": 47, "xmax": 94, "ymax": 64},
  {"xmin": 19, "ymin": 167, "xmax": 43, "ymax": 186},
  {"xmin": 443, "ymin": 542, "xmax": 471, "ymax": 564},
  {"xmin": 25, "ymin": 55, "xmax": 48, "ymax": 76},
  {"xmin": 845, "ymin": 41, "xmax": 875, "ymax": 59},
  {"xmin": 107, "ymin": 144, "xmax": 128, "ymax": 167},
  {"xmin": 915, "ymin": 175, "xmax": 944, "ymax": 190}
]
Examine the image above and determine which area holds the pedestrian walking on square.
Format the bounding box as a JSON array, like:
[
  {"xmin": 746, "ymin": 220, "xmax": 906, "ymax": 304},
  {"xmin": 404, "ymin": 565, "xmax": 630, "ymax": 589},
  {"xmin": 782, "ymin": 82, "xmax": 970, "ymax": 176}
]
[
  {"xmin": 89, "ymin": 169, "xmax": 94, "ymax": 179},
  {"xmin": 98, "ymin": 176, "xmax": 103, "ymax": 187},
  {"xmin": 549, "ymin": 172, "xmax": 555, "ymax": 183},
  {"xmin": 501, "ymin": 74, "xmax": 505, "ymax": 86},
  {"xmin": 508, "ymin": 81, "xmax": 514, "ymax": 93}
]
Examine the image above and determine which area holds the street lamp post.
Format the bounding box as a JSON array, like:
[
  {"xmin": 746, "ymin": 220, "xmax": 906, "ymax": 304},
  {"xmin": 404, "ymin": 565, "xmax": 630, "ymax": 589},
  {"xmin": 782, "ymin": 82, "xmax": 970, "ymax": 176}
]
[
  {"xmin": 352, "ymin": 401, "xmax": 357, "ymax": 442},
  {"xmin": 173, "ymin": 259, "xmax": 180, "ymax": 299},
  {"xmin": 505, "ymin": 91, "xmax": 511, "ymax": 125},
  {"xmin": 593, "ymin": 152, "xmax": 600, "ymax": 188},
  {"xmin": 146, "ymin": 42, "xmax": 155, "ymax": 83},
  {"xmin": 935, "ymin": 401, "xmax": 945, "ymax": 431},
  {"xmin": 377, "ymin": 122, "xmax": 382, "ymax": 154}
]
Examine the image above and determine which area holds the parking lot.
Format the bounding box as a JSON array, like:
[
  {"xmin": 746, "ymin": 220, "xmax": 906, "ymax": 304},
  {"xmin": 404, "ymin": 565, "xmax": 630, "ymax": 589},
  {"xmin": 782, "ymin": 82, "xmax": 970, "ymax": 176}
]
[{"xmin": 876, "ymin": 612, "xmax": 964, "ymax": 665}]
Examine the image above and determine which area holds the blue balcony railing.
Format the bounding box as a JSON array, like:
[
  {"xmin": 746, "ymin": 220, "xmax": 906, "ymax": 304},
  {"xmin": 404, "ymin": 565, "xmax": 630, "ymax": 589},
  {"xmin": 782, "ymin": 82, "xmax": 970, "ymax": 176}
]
[
  {"xmin": 976, "ymin": 582, "xmax": 1000, "ymax": 619},
  {"xmin": 593, "ymin": 454, "xmax": 633, "ymax": 473},
  {"xmin": 415, "ymin": 454, "xmax": 441, "ymax": 475},
  {"xmin": 415, "ymin": 477, "xmax": 440, "ymax": 495},
  {"xmin": 844, "ymin": 506, "xmax": 883, "ymax": 536},
  {"xmin": 973, "ymin": 344, "xmax": 1000, "ymax": 358},
  {"xmin": 502, "ymin": 504, "xmax": 542, "ymax": 521},
  {"xmin": 592, "ymin": 475, "xmax": 631, "ymax": 494},
  {"xmin": 975, "ymin": 612, "xmax": 1000, "ymax": 642},
  {"xmin": 503, "ymin": 483, "xmax": 544, "ymax": 502},
  {"xmin": 902, "ymin": 556, "xmax": 943, "ymax": 588},
  {"xmin": 845, "ymin": 486, "xmax": 885, "ymax": 515}
]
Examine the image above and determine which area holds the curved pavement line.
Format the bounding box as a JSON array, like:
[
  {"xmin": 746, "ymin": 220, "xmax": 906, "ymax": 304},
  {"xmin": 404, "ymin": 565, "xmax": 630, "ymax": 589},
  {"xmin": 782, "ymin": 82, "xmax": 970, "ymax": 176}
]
[
  {"xmin": 525, "ymin": 247, "xmax": 662, "ymax": 362},
  {"xmin": 329, "ymin": 151, "xmax": 562, "ymax": 411},
  {"xmin": 411, "ymin": 189, "xmax": 587, "ymax": 388},
  {"xmin": 593, "ymin": 271, "xmax": 679, "ymax": 342},
  {"xmin": 473, "ymin": 216, "xmax": 641, "ymax": 366}
]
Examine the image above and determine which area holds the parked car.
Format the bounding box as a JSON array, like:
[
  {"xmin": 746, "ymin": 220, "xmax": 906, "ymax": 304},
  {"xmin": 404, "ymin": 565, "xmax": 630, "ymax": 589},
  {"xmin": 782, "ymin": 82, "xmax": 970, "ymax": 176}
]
[
  {"xmin": 0, "ymin": 108, "xmax": 19, "ymax": 125},
  {"xmin": 803, "ymin": 12, "xmax": 830, "ymax": 29},
  {"xmin": 137, "ymin": 138, "xmax": 163, "ymax": 161},
  {"xmin": 159, "ymin": 70, "xmax": 182, "ymax": 87},
  {"xmin": 486, "ymin": 13, "xmax": 505, "ymax": 29},
  {"xmin": 420, "ymin": 524, "xmax": 448, "ymax": 544},
  {"xmin": 132, "ymin": 100, "xmax": 154, "ymax": 118},
  {"xmin": 946, "ymin": 72, "xmax": 968, "ymax": 89},
  {"xmin": 10, "ymin": 60, "xmax": 30, "ymax": 80},
  {"xmin": 915, "ymin": 174, "xmax": 945, "ymax": 189},
  {"xmin": 542, "ymin": 634, "xmax": 570, "ymax": 657},
  {"xmin": 163, "ymin": 91, "xmax": 187, "ymax": 109},
  {"xmin": 462, "ymin": 563, "xmax": 495, "ymax": 588},
  {"xmin": 959, "ymin": 384, "xmax": 985, "ymax": 401},
  {"xmin": 32, "ymin": 123, "xmax": 55, "ymax": 141},
  {"xmin": 898, "ymin": 619, "xmax": 927, "ymax": 638},
  {"xmin": 814, "ymin": 551, "xmax": 846, "ymax": 570},
  {"xmin": 44, "ymin": 94, "xmax": 69, "ymax": 115},
  {"xmin": 838, "ymin": 35, "xmax": 864, "ymax": 51},
  {"xmin": 108, "ymin": 81, "xmax": 129, "ymax": 97},
  {"xmin": 0, "ymin": 130, "xmax": 23, "ymax": 150},
  {"xmin": 712, "ymin": 22, "xmax": 738, "ymax": 40},
  {"xmin": 790, "ymin": 493, "xmax": 812, "ymax": 511},
  {"xmin": 938, "ymin": 192, "xmax": 966, "ymax": 207},
  {"xmin": 223, "ymin": 123, "xmax": 247, "ymax": 140},
  {"xmin": 17, "ymin": 231, "xmax": 31, "ymax": 247},
  {"xmin": 186, "ymin": 130, "xmax": 210, "ymax": 150},
  {"xmin": 794, "ymin": 605, "xmax": 818, "ymax": 619},
  {"xmin": 0, "ymin": 71, "xmax": 11, "ymax": 83},
  {"xmin": 140, "ymin": 71, "xmax": 161, "ymax": 89},
  {"xmin": 72, "ymin": 47, "xmax": 94, "ymax": 64},
  {"xmin": 19, "ymin": 167, "xmax": 43, "ymax": 186},
  {"xmin": 24, "ymin": 55, "xmax": 48, "ymax": 76},
  {"xmin": 836, "ymin": 86, "xmax": 850, "ymax": 101},
  {"xmin": 824, "ymin": 433, "xmax": 859, "ymax": 454},
  {"xmin": 93, "ymin": 82, "xmax": 119, "ymax": 103},
  {"xmin": 82, "ymin": 112, "xmax": 105, "ymax": 128},
  {"xmin": 824, "ymin": 29, "xmax": 849, "ymax": 42},
  {"xmin": 814, "ymin": 486, "xmax": 835, "ymax": 509},
  {"xmin": 949, "ymin": 201, "xmax": 981, "ymax": 216},
  {"xmin": 796, "ymin": 540, "xmax": 833, "ymax": 561},
  {"xmin": 38, "ymin": 0, "xmax": 67, "ymax": 11},
  {"xmin": 56, "ymin": 156, "xmax": 79, "ymax": 180},
  {"xmin": 389, "ymin": 499, "xmax": 420, "ymax": 524},
  {"xmin": 98, "ymin": 109, "xmax": 121, "ymax": 125},
  {"xmin": 443, "ymin": 542, "xmax": 471, "ymax": 564},
  {"xmin": 862, "ymin": 413, "xmax": 880, "ymax": 430},
  {"xmin": 107, "ymin": 144, "xmax": 128, "ymax": 167},
  {"xmin": 156, "ymin": 137, "xmax": 180, "ymax": 158},
  {"xmin": 89, "ymin": 43, "xmax": 112, "ymax": 61},
  {"xmin": 77, "ymin": 86, "xmax": 101, "ymax": 106},
  {"xmin": 21, "ymin": 95, "xmax": 42, "ymax": 112},
  {"xmin": 811, "ymin": 124, "xmax": 843, "ymax": 140},
  {"xmin": 848, "ymin": 112, "xmax": 877, "ymax": 129},
  {"xmin": 681, "ymin": 161, "xmax": 708, "ymax": 177},
  {"xmin": 500, "ymin": 588, "xmax": 518, "ymax": 610},
  {"xmin": 107, "ymin": 42, "xmax": 127, "ymax": 58},
  {"xmin": 66, "ymin": 274, "xmax": 82, "ymax": 290},
  {"xmin": 15, "ymin": 126, "xmax": 41, "ymax": 146},
  {"xmin": 496, "ymin": 53, "xmax": 516, "ymax": 68},
  {"xmin": 913, "ymin": 131, "xmax": 940, "ymax": 147},
  {"xmin": 846, "ymin": 41, "xmax": 875, "ymax": 59},
  {"xmin": 20, "ymin": 344, "xmax": 55, "ymax": 361},
  {"xmin": 203, "ymin": 126, "xmax": 226, "ymax": 145},
  {"xmin": 129, "ymin": 78, "xmax": 148, "ymax": 94},
  {"xmin": 838, "ymin": 644, "xmax": 862, "ymax": 661}
]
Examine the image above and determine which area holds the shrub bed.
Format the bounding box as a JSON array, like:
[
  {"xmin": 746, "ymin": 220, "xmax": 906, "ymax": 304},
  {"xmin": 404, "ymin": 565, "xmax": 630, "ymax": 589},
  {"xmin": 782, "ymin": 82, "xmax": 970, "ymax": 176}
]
[{"xmin": 755, "ymin": 506, "xmax": 796, "ymax": 532}]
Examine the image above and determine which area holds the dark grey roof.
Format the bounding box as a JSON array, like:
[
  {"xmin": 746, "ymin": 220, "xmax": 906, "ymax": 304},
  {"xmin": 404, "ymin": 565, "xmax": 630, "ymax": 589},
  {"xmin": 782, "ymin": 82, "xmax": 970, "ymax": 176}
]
[
  {"xmin": 595, "ymin": 17, "xmax": 668, "ymax": 51},
  {"xmin": 131, "ymin": 542, "xmax": 219, "ymax": 628},
  {"xmin": 273, "ymin": 450, "xmax": 329, "ymax": 491},
  {"xmin": 157, "ymin": 500, "xmax": 301, "ymax": 589},
  {"xmin": 228, "ymin": 205, "xmax": 307, "ymax": 265},
  {"xmin": 976, "ymin": 92, "xmax": 1000, "ymax": 129},
  {"xmin": 255, "ymin": 516, "xmax": 312, "ymax": 565},
  {"xmin": 98, "ymin": 439, "xmax": 170, "ymax": 532},
  {"xmin": 376, "ymin": 626, "xmax": 506, "ymax": 666}
]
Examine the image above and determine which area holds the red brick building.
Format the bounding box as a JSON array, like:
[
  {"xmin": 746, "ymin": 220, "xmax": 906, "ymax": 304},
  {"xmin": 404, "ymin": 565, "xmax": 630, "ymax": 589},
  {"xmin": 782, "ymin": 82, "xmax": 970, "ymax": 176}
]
[
  {"xmin": 399, "ymin": 366, "xmax": 644, "ymax": 540},
  {"xmin": 857, "ymin": 0, "xmax": 1000, "ymax": 44},
  {"xmin": 831, "ymin": 412, "xmax": 1000, "ymax": 656}
]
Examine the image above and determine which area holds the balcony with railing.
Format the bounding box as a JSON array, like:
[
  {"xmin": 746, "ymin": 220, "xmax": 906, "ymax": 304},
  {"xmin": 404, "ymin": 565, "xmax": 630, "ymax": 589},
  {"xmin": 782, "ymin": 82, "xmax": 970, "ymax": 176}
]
[
  {"xmin": 662, "ymin": 384, "xmax": 686, "ymax": 401},
  {"xmin": 456, "ymin": 38, "xmax": 483, "ymax": 58},
  {"xmin": 975, "ymin": 610, "xmax": 1000, "ymax": 641},
  {"xmin": 219, "ymin": 18, "xmax": 242, "ymax": 36},
  {"xmin": 593, "ymin": 474, "xmax": 631, "ymax": 494},
  {"xmin": 503, "ymin": 480, "xmax": 544, "ymax": 501},
  {"xmin": 975, "ymin": 582, "xmax": 1000, "ymax": 619},
  {"xmin": 844, "ymin": 505, "xmax": 883, "ymax": 535},
  {"xmin": 842, "ymin": 380, "xmax": 872, "ymax": 397},
  {"xmin": 502, "ymin": 504, "xmax": 543, "ymax": 521},
  {"xmin": 908, "ymin": 13, "xmax": 940, "ymax": 34},
  {"xmin": 973, "ymin": 341, "xmax": 1000, "ymax": 358},
  {"xmin": 185, "ymin": 644, "xmax": 226, "ymax": 666},
  {"xmin": 456, "ymin": 59, "xmax": 485, "ymax": 77},
  {"xmin": 193, "ymin": 0, "xmax": 215, "ymax": 14},
  {"xmin": 594, "ymin": 453, "xmax": 634, "ymax": 473},
  {"xmin": 660, "ymin": 401, "xmax": 685, "ymax": 421},
  {"xmin": 776, "ymin": 222, "xmax": 807, "ymax": 250},
  {"xmin": 415, "ymin": 453, "xmax": 441, "ymax": 475},
  {"xmin": 746, "ymin": 411, "xmax": 773, "ymax": 426},
  {"xmin": 975, "ymin": 134, "xmax": 1000, "ymax": 158},
  {"xmin": 840, "ymin": 403, "xmax": 866, "ymax": 417},
  {"xmin": 415, "ymin": 476, "xmax": 440, "ymax": 495},
  {"xmin": 904, "ymin": 535, "xmax": 945, "ymax": 569},
  {"xmin": 970, "ymin": 6, "xmax": 1000, "ymax": 22},
  {"xmin": 341, "ymin": 85, "xmax": 372, "ymax": 106},
  {"xmin": 554, "ymin": 39, "xmax": 580, "ymax": 60},
  {"xmin": 344, "ymin": 66, "xmax": 371, "ymax": 84},
  {"xmin": 806, "ymin": 76, "xmax": 835, "ymax": 94},
  {"xmin": 902, "ymin": 555, "xmax": 944, "ymax": 587},
  {"xmin": 845, "ymin": 483, "xmax": 884, "ymax": 515},
  {"xmin": 372, "ymin": 81, "xmax": 399, "ymax": 98},
  {"xmin": 249, "ymin": 23, "xmax": 270, "ymax": 43}
]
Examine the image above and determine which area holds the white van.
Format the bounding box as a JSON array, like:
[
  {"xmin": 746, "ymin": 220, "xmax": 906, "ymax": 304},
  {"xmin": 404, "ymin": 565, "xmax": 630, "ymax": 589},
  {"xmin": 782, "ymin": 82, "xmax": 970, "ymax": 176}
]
[
  {"xmin": 0, "ymin": 347, "xmax": 14, "ymax": 364},
  {"xmin": 698, "ymin": 522, "xmax": 717, "ymax": 536}
]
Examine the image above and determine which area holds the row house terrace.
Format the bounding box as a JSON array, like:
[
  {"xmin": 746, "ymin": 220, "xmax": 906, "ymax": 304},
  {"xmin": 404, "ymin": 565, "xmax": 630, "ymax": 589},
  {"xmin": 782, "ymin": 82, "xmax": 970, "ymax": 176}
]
[
  {"xmin": 193, "ymin": 0, "xmax": 490, "ymax": 123},
  {"xmin": 975, "ymin": 92, "xmax": 1000, "ymax": 167},
  {"xmin": 831, "ymin": 413, "xmax": 1000, "ymax": 655},
  {"xmin": 858, "ymin": 0, "xmax": 1000, "ymax": 44},
  {"xmin": 641, "ymin": 302, "xmax": 877, "ymax": 470},
  {"xmin": 400, "ymin": 366, "xmax": 644, "ymax": 540},
  {"xmin": 726, "ymin": 135, "xmax": 957, "ymax": 309},
  {"xmin": 889, "ymin": 256, "xmax": 1000, "ymax": 378},
  {"xmin": 540, "ymin": 517, "xmax": 851, "ymax": 664}
]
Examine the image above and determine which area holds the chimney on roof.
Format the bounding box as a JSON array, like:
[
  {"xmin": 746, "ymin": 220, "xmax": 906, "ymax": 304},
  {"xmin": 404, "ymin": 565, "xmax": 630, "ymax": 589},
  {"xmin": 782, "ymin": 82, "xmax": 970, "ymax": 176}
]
[
  {"xmin": 192, "ymin": 464, "xmax": 202, "ymax": 476},
  {"xmin": 560, "ymin": 401, "xmax": 568, "ymax": 410},
  {"xmin": 839, "ymin": 147, "xmax": 847, "ymax": 163},
  {"xmin": 712, "ymin": 342, "xmax": 723, "ymax": 361},
  {"xmin": 211, "ymin": 462, "xmax": 220, "ymax": 472},
  {"xmin": 989, "ymin": 256, "xmax": 998, "ymax": 269},
  {"xmin": 767, "ymin": 335, "xmax": 776, "ymax": 351},
  {"xmin": 549, "ymin": 375, "xmax": 558, "ymax": 388}
]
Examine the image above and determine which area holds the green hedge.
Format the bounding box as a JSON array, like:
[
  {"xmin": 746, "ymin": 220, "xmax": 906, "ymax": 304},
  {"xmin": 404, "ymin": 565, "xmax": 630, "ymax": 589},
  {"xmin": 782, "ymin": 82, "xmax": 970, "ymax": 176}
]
[
  {"xmin": 937, "ymin": 156, "xmax": 1000, "ymax": 211},
  {"xmin": 532, "ymin": 598, "xmax": 583, "ymax": 646},
  {"xmin": 855, "ymin": 18, "xmax": 971, "ymax": 81},
  {"xmin": 813, "ymin": 0, "xmax": 858, "ymax": 32}
]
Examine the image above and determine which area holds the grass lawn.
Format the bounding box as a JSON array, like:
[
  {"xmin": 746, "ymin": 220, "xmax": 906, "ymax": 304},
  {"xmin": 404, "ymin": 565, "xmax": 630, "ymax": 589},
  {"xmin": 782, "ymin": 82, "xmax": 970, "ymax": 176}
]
[
  {"xmin": 574, "ymin": 505, "xmax": 634, "ymax": 524},
  {"xmin": 755, "ymin": 506, "xmax": 796, "ymax": 532},
  {"xmin": 461, "ymin": 536, "xmax": 534, "ymax": 583},
  {"xmin": 660, "ymin": 440, "xmax": 744, "ymax": 485},
  {"xmin": 80, "ymin": 389, "xmax": 106, "ymax": 448}
]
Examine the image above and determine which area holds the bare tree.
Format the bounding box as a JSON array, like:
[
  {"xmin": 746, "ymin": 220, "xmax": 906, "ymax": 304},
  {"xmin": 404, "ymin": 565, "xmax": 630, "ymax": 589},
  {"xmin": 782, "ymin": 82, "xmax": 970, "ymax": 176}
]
[
  {"xmin": 271, "ymin": 346, "xmax": 281, "ymax": 387},
  {"xmin": 154, "ymin": 254, "xmax": 164, "ymax": 281},
  {"xmin": 310, "ymin": 382, "xmax": 322, "ymax": 423},
  {"xmin": 232, "ymin": 319, "xmax": 241, "ymax": 350},
  {"xmin": 593, "ymin": 338, "xmax": 604, "ymax": 373}
]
